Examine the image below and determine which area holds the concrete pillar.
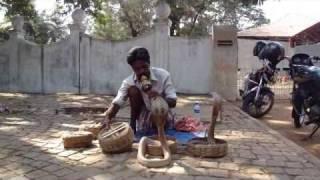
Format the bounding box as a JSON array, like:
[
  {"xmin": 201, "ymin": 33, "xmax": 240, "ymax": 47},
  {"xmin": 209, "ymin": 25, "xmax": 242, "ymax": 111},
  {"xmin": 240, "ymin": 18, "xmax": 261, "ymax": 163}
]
[
  {"xmin": 10, "ymin": 16, "xmax": 25, "ymax": 39},
  {"xmin": 68, "ymin": 9, "xmax": 87, "ymax": 94},
  {"xmin": 153, "ymin": 0, "xmax": 171, "ymax": 70},
  {"xmin": 212, "ymin": 25, "xmax": 238, "ymax": 101},
  {"xmin": 7, "ymin": 16, "xmax": 25, "ymax": 92}
]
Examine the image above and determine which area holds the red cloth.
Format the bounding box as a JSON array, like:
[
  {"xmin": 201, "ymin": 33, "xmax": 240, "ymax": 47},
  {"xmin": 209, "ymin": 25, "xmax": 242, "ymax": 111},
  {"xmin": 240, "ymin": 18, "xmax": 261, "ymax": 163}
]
[{"xmin": 174, "ymin": 116, "xmax": 206, "ymax": 132}]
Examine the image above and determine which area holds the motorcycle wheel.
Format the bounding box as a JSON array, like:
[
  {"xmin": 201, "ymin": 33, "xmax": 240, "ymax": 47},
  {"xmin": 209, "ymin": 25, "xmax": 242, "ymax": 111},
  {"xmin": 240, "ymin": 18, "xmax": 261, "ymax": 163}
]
[
  {"xmin": 292, "ymin": 107, "xmax": 304, "ymax": 128},
  {"xmin": 242, "ymin": 91, "xmax": 274, "ymax": 118}
]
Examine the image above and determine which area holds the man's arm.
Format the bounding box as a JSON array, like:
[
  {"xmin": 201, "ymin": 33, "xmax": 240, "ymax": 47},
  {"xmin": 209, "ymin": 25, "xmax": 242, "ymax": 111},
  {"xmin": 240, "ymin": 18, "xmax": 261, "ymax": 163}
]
[
  {"xmin": 105, "ymin": 103, "xmax": 120, "ymax": 120},
  {"xmin": 163, "ymin": 72, "xmax": 177, "ymax": 108},
  {"xmin": 103, "ymin": 79, "xmax": 130, "ymax": 127}
]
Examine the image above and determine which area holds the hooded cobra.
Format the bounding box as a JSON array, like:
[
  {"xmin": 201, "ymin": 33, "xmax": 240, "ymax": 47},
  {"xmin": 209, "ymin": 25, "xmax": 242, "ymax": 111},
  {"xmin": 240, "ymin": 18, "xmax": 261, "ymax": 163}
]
[
  {"xmin": 207, "ymin": 92, "xmax": 223, "ymax": 144},
  {"xmin": 137, "ymin": 76, "xmax": 171, "ymax": 168}
]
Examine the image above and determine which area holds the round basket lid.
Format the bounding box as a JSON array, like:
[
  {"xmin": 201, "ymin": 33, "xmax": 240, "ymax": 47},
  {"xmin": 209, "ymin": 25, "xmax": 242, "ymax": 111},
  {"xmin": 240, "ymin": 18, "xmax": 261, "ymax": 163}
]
[{"xmin": 99, "ymin": 122, "xmax": 128, "ymax": 139}]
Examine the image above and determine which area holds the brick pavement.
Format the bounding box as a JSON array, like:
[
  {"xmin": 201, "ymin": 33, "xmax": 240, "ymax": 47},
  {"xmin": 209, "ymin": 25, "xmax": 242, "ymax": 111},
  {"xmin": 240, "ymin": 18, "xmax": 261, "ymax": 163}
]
[{"xmin": 0, "ymin": 93, "xmax": 320, "ymax": 180}]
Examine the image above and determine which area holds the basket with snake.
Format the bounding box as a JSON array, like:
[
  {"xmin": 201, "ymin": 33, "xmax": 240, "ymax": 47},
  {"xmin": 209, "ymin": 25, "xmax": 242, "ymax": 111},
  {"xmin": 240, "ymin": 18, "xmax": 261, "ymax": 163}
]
[
  {"xmin": 137, "ymin": 75, "xmax": 173, "ymax": 168},
  {"xmin": 186, "ymin": 93, "xmax": 228, "ymax": 158}
]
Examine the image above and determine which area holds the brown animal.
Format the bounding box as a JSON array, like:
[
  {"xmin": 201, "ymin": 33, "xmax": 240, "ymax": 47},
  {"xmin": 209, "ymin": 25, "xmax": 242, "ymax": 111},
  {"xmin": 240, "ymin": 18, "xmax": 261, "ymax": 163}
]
[
  {"xmin": 207, "ymin": 92, "xmax": 223, "ymax": 144},
  {"xmin": 137, "ymin": 76, "xmax": 171, "ymax": 168}
]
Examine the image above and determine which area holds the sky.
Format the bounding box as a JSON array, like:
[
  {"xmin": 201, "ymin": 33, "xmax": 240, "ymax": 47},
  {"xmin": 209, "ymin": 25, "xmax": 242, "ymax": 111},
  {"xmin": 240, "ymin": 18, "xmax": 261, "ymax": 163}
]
[
  {"xmin": 2, "ymin": 0, "xmax": 320, "ymax": 27},
  {"xmin": 261, "ymin": 0, "xmax": 320, "ymax": 23}
]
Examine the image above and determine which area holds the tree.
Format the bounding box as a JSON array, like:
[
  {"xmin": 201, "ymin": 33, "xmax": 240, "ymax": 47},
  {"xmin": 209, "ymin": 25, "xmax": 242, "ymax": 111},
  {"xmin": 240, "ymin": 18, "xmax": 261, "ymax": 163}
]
[
  {"xmin": 93, "ymin": 4, "xmax": 129, "ymax": 40},
  {"xmin": 167, "ymin": 0, "xmax": 268, "ymax": 36},
  {"xmin": 58, "ymin": 0, "xmax": 270, "ymax": 39},
  {"xmin": 28, "ymin": 11, "xmax": 68, "ymax": 44},
  {"xmin": 117, "ymin": 0, "xmax": 153, "ymax": 37},
  {"xmin": 0, "ymin": 0, "xmax": 271, "ymax": 42},
  {"xmin": 55, "ymin": 0, "xmax": 104, "ymax": 17},
  {"xmin": 0, "ymin": 0, "xmax": 37, "ymax": 19},
  {"xmin": 0, "ymin": 0, "xmax": 68, "ymax": 44}
]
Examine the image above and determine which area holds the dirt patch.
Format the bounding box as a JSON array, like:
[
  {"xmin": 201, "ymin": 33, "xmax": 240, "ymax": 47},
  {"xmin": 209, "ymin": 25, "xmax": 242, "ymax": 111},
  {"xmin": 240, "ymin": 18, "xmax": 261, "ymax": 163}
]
[{"xmin": 236, "ymin": 100, "xmax": 320, "ymax": 158}]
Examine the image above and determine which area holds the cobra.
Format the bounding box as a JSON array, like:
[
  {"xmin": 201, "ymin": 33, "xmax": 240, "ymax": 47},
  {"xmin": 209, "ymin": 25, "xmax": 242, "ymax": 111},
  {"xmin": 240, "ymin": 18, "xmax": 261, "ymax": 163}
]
[
  {"xmin": 137, "ymin": 76, "xmax": 171, "ymax": 167},
  {"xmin": 207, "ymin": 92, "xmax": 223, "ymax": 144}
]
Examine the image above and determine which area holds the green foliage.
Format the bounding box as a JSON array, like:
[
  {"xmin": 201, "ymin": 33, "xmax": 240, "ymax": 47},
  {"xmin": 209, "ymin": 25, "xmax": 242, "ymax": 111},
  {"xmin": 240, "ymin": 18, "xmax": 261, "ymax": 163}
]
[
  {"xmin": 0, "ymin": 0, "xmax": 270, "ymax": 42},
  {"xmin": 167, "ymin": 0, "xmax": 268, "ymax": 36},
  {"xmin": 117, "ymin": 0, "xmax": 153, "ymax": 37},
  {"xmin": 56, "ymin": 0, "xmax": 104, "ymax": 17},
  {"xmin": 0, "ymin": 0, "xmax": 37, "ymax": 19},
  {"xmin": 93, "ymin": 5, "xmax": 129, "ymax": 40},
  {"xmin": 26, "ymin": 11, "xmax": 68, "ymax": 44},
  {"xmin": 0, "ymin": 0, "xmax": 68, "ymax": 44}
]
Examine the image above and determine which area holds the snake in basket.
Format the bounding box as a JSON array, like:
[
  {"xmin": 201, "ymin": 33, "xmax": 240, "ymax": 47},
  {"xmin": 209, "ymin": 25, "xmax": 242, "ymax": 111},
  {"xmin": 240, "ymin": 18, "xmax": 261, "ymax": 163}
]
[
  {"xmin": 207, "ymin": 92, "xmax": 223, "ymax": 144},
  {"xmin": 137, "ymin": 75, "xmax": 171, "ymax": 168}
]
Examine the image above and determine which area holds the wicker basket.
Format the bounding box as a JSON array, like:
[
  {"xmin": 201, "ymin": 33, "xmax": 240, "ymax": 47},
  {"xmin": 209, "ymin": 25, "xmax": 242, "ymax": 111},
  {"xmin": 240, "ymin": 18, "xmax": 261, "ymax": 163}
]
[
  {"xmin": 146, "ymin": 135, "xmax": 177, "ymax": 156},
  {"xmin": 187, "ymin": 137, "xmax": 228, "ymax": 158},
  {"xmin": 98, "ymin": 122, "xmax": 134, "ymax": 154},
  {"xmin": 79, "ymin": 123, "xmax": 103, "ymax": 139},
  {"xmin": 62, "ymin": 131, "xmax": 93, "ymax": 149}
]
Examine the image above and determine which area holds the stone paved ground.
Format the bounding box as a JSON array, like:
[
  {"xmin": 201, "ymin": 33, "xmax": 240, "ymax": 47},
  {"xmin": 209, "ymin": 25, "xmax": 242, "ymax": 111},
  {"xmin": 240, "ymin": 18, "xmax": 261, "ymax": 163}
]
[{"xmin": 0, "ymin": 93, "xmax": 320, "ymax": 180}]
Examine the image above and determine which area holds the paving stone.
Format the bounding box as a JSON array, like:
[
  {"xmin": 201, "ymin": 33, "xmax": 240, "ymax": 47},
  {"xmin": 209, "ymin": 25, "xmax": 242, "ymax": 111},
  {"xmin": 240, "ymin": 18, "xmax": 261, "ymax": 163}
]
[
  {"xmin": 250, "ymin": 173, "xmax": 271, "ymax": 180},
  {"xmin": 22, "ymin": 152, "xmax": 40, "ymax": 159},
  {"xmin": 5, "ymin": 163, "xmax": 20, "ymax": 170},
  {"xmin": 148, "ymin": 167, "xmax": 168, "ymax": 173},
  {"xmin": 294, "ymin": 176, "xmax": 319, "ymax": 180},
  {"xmin": 29, "ymin": 160, "xmax": 50, "ymax": 168},
  {"xmin": 187, "ymin": 168, "xmax": 207, "ymax": 176},
  {"xmin": 266, "ymin": 160, "xmax": 286, "ymax": 167},
  {"xmin": 91, "ymin": 160, "xmax": 113, "ymax": 169},
  {"xmin": 218, "ymin": 162, "xmax": 239, "ymax": 171},
  {"xmin": 37, "ymin": 175, "xmax": 59, "ymax": 180},
  {"xmin": 265, "ymin": 167, "xmax": 285, "ymax": 174},
  {"xmin": 199, "ymin": 161, "xmax": 218, "ymax": 168},
  {"xmin": 52, "ymin": 168, "xmax": 74, "ymax": 177},
  {"xmin": 230, "ymin": 172, "xmax": 252, "ymax": 179},
  {"xmin": 167, "ymin": 165, "xmax": 188, "ymax": 175},
  {"xmin": 125, "ymin": 163, "xmax": 146, "ymax": 172},
  {"xmin": 8, "ymin": 176, "xmax": 30, "ymax": 180},
  {"xmin": 62, "ymin": 171, "xmax": 90, "ymax": 180},
  {"xmin": 284, "ymin": 168, "xmax": 305, "ymax": 176},
  {"xmin": 57, "ymin": 150, "xmax": 77, "ymax": 157},
  {"xmin": 152, "ymin": 174, "xmax": 172, "ymax": 180},
  {"xmin": 35, "ymin": 154, "xmax": 53, "ymax": 161},
  {"xmin": 90, "ymin": 173, "xmax": 115, "ymax": 180},
  {"xmin": 112, "ymin": 169, "xmax": 136, "ymax": 178},
  {"xmin": 303, "ymin": 168, "xmax": 320, "ymax": 176},
  {"xmin": 80, "ymin": 155, "xmax": 102, "ymax": 165},
  {"xmin": 207, "ymin": 169, "xmax": 229, "ymax": 178},
  {"xmin": 42, "ymin": 164, "xmax": 64, "ymax": 172},
  {"xmin": 46, "ymin": 148, "xmax": 65, "ymax": 154},
  {"xmin": 25, "ymin": 170, "xmax": 50, "ymax": 179},
  {"xmin": 270, "ymin": 174, "xmax": 291, "ymax": 180},
  {"xmin": 241, "ymin": 166, "xmax": 267, "ymax": 174},
  {"xmin": 285, "ymin": 162, "xmax": 303, "ymax": 168},
  {"xmin": 108, "ymin": 164, "xmax": 126, "ymax": 172},
  {"xmin": 127, "ymin": 176, "xmax": 149, "ymax": 180},
  {"xmin": 68, "ymin": 153, "xmax": 86, "ymax": 161}
]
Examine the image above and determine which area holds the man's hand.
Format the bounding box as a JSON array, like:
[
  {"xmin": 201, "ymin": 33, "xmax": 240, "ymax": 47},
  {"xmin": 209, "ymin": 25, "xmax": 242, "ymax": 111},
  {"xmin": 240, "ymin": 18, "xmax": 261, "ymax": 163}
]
[
  {"xmin": 166, "ymin": 98, "xmax": 177, "ymax": 108},
  {"xmin": 102, "ymin": 115, "xmax": 111, "ymax": 129},
  {"xmin": 102, "ymin": 103, "xmax": 120, "ymax": 129}
]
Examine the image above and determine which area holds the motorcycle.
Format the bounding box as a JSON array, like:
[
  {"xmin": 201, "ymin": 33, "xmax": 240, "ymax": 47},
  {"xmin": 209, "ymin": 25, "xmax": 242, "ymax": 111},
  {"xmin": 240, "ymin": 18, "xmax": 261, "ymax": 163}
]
[
  {"xmin": 289, "ymin": 53, "xmax": 320, "ymax": 138},
  {"xmin": 240, "ymin": 41, "xmax": 285, "ymax": 118}
]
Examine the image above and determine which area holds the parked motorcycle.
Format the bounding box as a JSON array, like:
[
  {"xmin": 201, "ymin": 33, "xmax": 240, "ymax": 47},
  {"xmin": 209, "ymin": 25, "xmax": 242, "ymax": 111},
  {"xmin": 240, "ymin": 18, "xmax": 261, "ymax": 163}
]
[
  {"xmin": 240, "ymin": 41, "xmax": 285, "ymax": 118},
  {"xmin": 289, "ymin": 53, "xmax": 320, "ymax": 138}
]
